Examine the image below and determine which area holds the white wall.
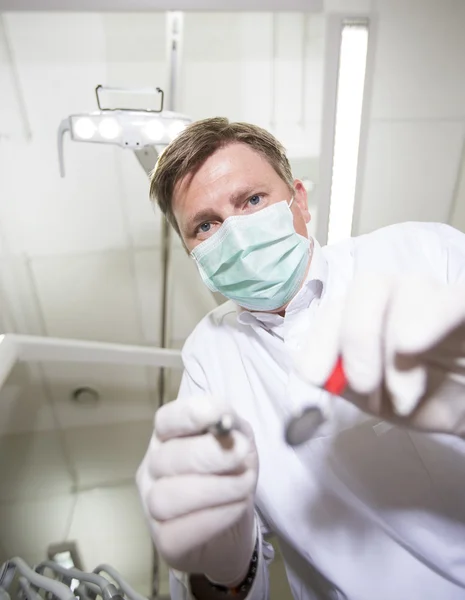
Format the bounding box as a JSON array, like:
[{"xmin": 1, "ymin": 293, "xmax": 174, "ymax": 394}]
[{"xmin": 353, "ymin": 0, "xmax": 465, "ymax": 234}]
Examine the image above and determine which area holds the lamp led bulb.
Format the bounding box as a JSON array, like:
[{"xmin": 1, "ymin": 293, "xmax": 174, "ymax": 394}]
[
  {"xmin": 98, "ymin": 118, "xmax": 121, "ymax": 140},
  {"xmin": 144, "ymin": 120, "xmax": 165, "ymax": 142},
  {"xmin": 169, "ymin": 120, "xmax": 186, "ymax": 141},
  {"xmin": 73, "ymin": 118, "xmax": 96, "ymax": 140}
]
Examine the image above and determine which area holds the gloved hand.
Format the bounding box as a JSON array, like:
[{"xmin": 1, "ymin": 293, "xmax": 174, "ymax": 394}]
[
  {"xmin": 136, "ymin": 394, "xmax": 259, "ymax": 586},
  {"xmin": 296, "ymin": 275, "xmax": 465, "ymax": 436}
]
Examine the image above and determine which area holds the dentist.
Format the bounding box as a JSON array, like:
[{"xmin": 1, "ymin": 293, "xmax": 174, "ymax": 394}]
[{"xmin": 137, "ymin": 118, "xmax": 465, "ymax": 600}]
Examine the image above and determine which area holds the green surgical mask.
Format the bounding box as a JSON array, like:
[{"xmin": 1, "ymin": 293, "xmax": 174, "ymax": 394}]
[{"xmin": 191, "ymin": 199, "xmax": 310, "ymax": 311}]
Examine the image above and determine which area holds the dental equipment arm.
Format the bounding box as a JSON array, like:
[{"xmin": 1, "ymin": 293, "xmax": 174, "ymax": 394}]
[
  {"xmin": 0, "ymin": 558, "xmax": 75, "ymax": 600},
  {"xmin": 36, "ymin": 561, "xmax": 123, "ymax": 600}
]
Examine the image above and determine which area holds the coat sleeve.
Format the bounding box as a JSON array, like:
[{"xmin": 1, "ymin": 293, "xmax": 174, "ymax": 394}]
[
  {"xmin": 141, "ymin": 334, "xmax": 275, "ymax": 600},
  {"xmin": 432, "ymin": 223, "xmax": 465, "ymax": 283}
]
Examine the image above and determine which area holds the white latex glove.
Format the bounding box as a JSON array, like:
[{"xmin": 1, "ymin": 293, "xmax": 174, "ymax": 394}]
[
  {"xmin": 136, "ymin": 394, "xmax": 259, "ymax": 586},
  {"xmin": 296, "ymin": 275, "xmax": 465, "ymax": 436}
]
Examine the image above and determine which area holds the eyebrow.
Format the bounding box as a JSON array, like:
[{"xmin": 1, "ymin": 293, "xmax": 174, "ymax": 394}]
[{"xmin": 184, "ymin": 185, "xmax": 260, "ymax": 236}]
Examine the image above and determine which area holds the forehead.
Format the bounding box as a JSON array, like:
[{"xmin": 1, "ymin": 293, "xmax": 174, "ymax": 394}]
[{"xmin": 172, "ymin": 142, "xmax": 281, "ymax": 215}]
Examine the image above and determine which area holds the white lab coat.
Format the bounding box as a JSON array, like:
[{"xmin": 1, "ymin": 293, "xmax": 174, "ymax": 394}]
[{"xmin": 161, "ymin": 222, "xmax": 465, "ymax": 600}]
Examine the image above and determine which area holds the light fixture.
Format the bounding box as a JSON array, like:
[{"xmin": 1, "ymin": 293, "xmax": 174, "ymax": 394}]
[
  {"xmin": 57, "ymin": 86, "xmax": 192, "ymax": 177},
  {"xmin": 71, "ymin": 386, "xmax": 100, "ymax": 405},
  {"xmin": 144, "ymin": 119, "xmax": 165, "ymax": 142},
  {"xmin": 168, "ymin": 119, "xmax": 187, "ymax": 141},
  {"xmin": 326, "ymin": 20, "xmax": 369, "ymax": 245}
]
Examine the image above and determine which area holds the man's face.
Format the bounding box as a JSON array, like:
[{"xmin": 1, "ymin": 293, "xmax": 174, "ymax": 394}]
[{"xmin": 172, "ymin": 142, "xmax": 311, "ymax": 252}]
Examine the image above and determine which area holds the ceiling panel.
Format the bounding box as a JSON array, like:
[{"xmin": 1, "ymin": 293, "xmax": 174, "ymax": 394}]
[
  {"xmin": 0, "ymin": 13, "xmax": 136, "ymax": 257},
  {"xmin": 0, "ymin": 139, "xmax": 130, "ymax": 257},
  {"xmin": 169, "ymin": 244, "xmax": 217, "ymax": 343},
  {"xmin": 371, "ymin": 0, "xmax": 465, "ymax": 120},
  {"xmin": 41, "ymin": 362, "xmax": 154, "ymax": 430},
  {"xmin": 355, "ymin": 121, "xmax": 465, "ymax": 235},
  {"xmin": 0, "ymin": 256, "xmax": 45, "ymax": 335},
  {"xmin": 4, "ymin": 13, "xmax": 107, "ymax": 132},
  {"xmin": 0, "ymin": 429, "xmax": 74, "ymax": 502},
  {"xmin": 0, "ymin": 362, "xmax": 55, "ymax": 435},
  {"xmin": 132, "ymin": 249, "xmax": 162, "ymax": 346},
  {"xmin": 64, "ymin": 420, "xmax": 153, "ymax": 489},
  {"xmin": 30, "ymin": 250, "xmax": 143, "ymax": 344},
  {"xmin": 324, "ymin": 0, "xmax": 371, "ymax": 10},
  {"xmin": 114, "ymin": 150, "xmax": 162, "ymax": 249}
]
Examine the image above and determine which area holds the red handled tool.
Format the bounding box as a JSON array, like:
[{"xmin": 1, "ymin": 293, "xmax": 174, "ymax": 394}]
[{"xmin": 324, "ymin": 356, "xmax": 347, "ymax": 396}]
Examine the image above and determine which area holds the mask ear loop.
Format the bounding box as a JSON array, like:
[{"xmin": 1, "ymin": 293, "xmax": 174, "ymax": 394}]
[{"xmin": 288, "ymin": 196, "xmax": 295, "ymax": 209}]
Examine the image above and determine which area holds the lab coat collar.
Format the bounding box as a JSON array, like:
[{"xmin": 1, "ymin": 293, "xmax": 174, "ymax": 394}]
[{"xmin": 236, "ymin": 237, "xmax": 328, "ymax": 328}]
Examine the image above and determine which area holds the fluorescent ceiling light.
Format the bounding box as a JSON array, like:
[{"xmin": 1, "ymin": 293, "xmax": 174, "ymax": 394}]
[{"xmin": 327, "ymin": 21, "xmax": 369, "ymax": 245}]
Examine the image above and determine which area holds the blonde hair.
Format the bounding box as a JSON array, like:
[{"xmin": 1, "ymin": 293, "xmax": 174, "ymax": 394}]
[{"xmin": 150, "ymin": 117, "xmax": 294, "ymax": 235}]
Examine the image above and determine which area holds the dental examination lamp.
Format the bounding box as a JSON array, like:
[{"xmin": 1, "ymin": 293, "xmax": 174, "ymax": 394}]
[
  {"xmin": 57, "ymin": 86, "xmax": 192, "ymax": 408},
  {"xmin": 57, "ymin": 85, "xmax": 191, "ymax": 177}
]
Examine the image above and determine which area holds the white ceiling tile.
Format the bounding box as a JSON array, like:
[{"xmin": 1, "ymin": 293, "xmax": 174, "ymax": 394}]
[
  {"xmin": 132, "ymin": 249, "xmax": 162, "ymax": 346},
  {"xmin": 0, "ymin": 27, "xmax": 24, "ymax": 139},
  {"xmin": 182, "ymin": 13, "xmax": 270, "ymax": 121},
  {"xmin": 0, "ymin": 15, "xmax": 137, "ymax": 257},
  {"xmin": 64, "ymin": 420, "xmax": 153, "ymax": 489},
  {"xmin": 5, "ymin": 13, "xmax": 106, "ymax": 63},
  {"xmin": 115, "ymin": 151, "xmax": 162, "ymax": 249},
  {"xmin": 324, "ymin": 0, "xmax": 372, "ymax": 11},
  {"xmin": 371, "ymin": 0, "xmax": 465, "ymax": 120},
  {"xmin": 41, "ymin": 362, "xmax": 154, "ymax": 430},
  {"xmin": 0, "ymin": 494, "xmax": 75, "ymax": 564},
  {"xmin": 0, "ymin": 430, "xmax": 74, "ymax": 502},
  {"xmin": 102, "ymin": 13, "xmax": 166, "ymax": 62},
  {"xmin": 356, "ymin": 121, "xmax": 465, "ymax": 235},
  {"xmin": 303, "ymin": 14, "xmax": 326, "ymax": 128},
  {"xmin": 0, "ymin": 139, "xmax": 129, "ymax": 256},
  {"xmin": 169, "ymin": 245, "xmax": 217, "ymax": 343},
  {"xmin": 0, "ymin": 362, "xmax": 56, "ymax": 435},
  {"xmin": 30, "ymin": 250, "xmax": 142, "ymax": 344},
  {"xmin": 0, "ymin": 256, "xmax": 46, "ymax": 335},
  {"xmin": 67, "ymin": 486, "xmax": 153, "ymax": 590}
]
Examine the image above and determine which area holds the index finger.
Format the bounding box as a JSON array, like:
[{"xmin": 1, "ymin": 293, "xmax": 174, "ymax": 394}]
[{"xmin": 155, "ymin": 394, "xmax": 232, "ymax": 441}]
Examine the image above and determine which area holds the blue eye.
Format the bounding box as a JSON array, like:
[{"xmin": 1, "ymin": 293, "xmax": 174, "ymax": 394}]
[
  {"xmin": 249, "ymin": 195, "xmax": 261, "ymax": 206},
  {"xmin": 200, "ymin": 222, "xmax": 211, "ymax": 233}
]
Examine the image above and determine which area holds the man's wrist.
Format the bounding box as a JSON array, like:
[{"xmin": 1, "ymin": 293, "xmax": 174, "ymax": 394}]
[{"xmin": 190, "ymin": 535, "xmax": 259, "ymax": 599}]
